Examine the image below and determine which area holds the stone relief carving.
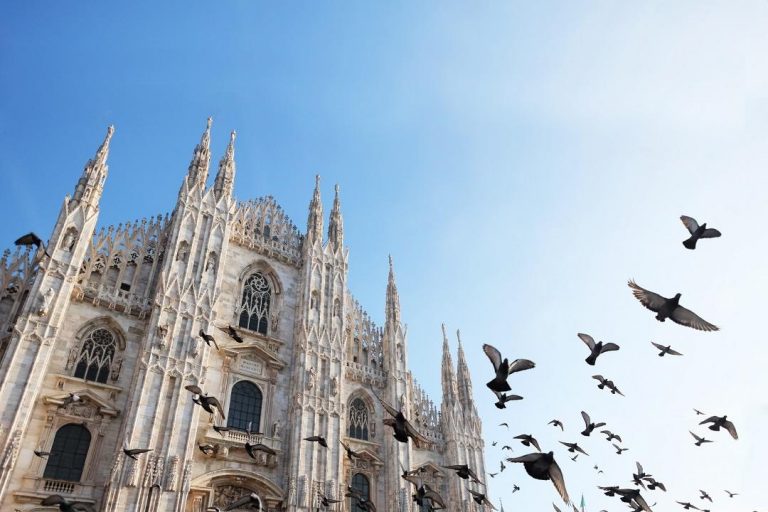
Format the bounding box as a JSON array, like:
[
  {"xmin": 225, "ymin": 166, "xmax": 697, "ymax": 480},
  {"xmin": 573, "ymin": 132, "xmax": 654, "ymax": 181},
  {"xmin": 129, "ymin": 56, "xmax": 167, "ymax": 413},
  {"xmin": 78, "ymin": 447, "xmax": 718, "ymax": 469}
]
[
  {"xmin": 330, "ymin": 376, "xmax": 338, "ymax": 396},
  {"xmin": 165, "ymin": 455, "xmax": 179, "ymax": 491},
  {"xmin": 306, "ymin": 367, "xmax": 316, "ymax": 390},
  {"xmin": 38, "ymin": 287, "xmax": 54, "ymax": 317},
  {"xmin": 61, "ymin": 227, "xmax": 78, "ymax": 252}
]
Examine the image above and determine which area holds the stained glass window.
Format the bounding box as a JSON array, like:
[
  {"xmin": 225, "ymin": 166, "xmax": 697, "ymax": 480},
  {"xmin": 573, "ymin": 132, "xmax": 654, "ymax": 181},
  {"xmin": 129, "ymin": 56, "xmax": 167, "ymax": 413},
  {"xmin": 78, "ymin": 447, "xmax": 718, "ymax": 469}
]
[
  {"xmin": 43, "ymin": 424, "xmax": 91, "ymax": 482},
  {"xmin": 238, "ymin": 273, "xmax": 271, "ymax": 335},
  {"xmin": 73, "ymin": 328, "xmax": 116, "ymax": 384},
  {"xmin": 348, "ymin": 399, "xmax": 369, "ymax": 440},
  {"xmin": 227, "ymin": 381, "xmax": 263, "ymax": 432}
]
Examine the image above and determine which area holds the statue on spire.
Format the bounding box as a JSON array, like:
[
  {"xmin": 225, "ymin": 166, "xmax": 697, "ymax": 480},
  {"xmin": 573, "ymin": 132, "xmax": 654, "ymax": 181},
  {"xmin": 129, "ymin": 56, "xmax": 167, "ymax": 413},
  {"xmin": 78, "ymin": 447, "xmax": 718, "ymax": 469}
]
[
  {"xmin": 213, "ymin": 130, "xmax": 236, "ymax": 199},
  {"xmin": 328, "ymin": 183, "xmax": 344, "ymax": 249}
]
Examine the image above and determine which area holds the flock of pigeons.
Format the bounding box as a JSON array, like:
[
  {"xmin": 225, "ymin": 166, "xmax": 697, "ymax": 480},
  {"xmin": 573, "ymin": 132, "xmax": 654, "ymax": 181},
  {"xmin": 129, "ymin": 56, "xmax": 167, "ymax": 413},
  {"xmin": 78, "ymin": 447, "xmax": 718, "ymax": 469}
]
[{"xmin": 21, "ymin": 216, "xmax": 756, "ymax": 511}]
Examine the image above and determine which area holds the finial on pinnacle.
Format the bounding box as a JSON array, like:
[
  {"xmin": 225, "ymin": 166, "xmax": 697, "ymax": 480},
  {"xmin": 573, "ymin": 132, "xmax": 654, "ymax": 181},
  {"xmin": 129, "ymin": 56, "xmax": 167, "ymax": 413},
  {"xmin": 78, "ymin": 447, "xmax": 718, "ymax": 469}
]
[
  {"xmin": 315, "ymin": 174, "xmax": 321, "ymax": 187},
  {"xmin": 206, "ymin": 117, "xmax": 213, "ymax": 130},
  {"xmin": 229, "ymin": 130, "xmax": 236, "ymax": 142},
  {"xmin": 388, "ymin": 254, "xmax": 394, "ymax": 271},
  {"xmin": 456, "ymin": 329, "xmax": 463, "ymax": 346}
]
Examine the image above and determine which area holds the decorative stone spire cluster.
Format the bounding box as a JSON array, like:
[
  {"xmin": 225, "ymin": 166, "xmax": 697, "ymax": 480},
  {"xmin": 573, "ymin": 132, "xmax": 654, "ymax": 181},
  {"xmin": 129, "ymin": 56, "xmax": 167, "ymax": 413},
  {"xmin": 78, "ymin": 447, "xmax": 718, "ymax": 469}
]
[
  {"xmin": 441, "ymin": 324, "xmax": 458, "ymax": 405},
  {"xmin": 213, "ymin": 130, "xmax": 236, "ymax": 199},
  {"xmin": 327, "ymin": 184, "xmax": 344, "ymax": 249},
  {"xmin": 455, "ymin": 329, "xmax": 474, "ymax": 408},
  {"xmin": 186, "ymin": 117, "xmax": 212, "ymax": 188},
  {"xmin": 73, "ymin": 125, "xmax": 114, "ymax": 206},
  {"xmin": 306, "ymin": 175, "xmax": 323, "ymax": 243},
  {"xmin": 385, "ymin": 255, "xmax": 401, "ymax": 328}
]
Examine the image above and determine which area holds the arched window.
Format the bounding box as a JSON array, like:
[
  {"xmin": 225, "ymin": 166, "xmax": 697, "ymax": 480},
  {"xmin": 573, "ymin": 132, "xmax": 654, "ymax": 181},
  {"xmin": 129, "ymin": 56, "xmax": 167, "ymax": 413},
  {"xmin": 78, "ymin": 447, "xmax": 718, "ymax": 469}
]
[
  {"xmin": 348, "ymin": 398, "xmax": 369, "ymax": 440},
  {"xmin": 73, "ymin": 328, "xmax": 116, "ymax": 384},
  {"xmin": 349, "ymin": 473, "xmax": 370, "ymax": 510},
  {"xmin": 227, "ymin": 381, "xmax": 263, "ymax": 432},
  {"xmin": 238, "ymin": 273, "xmax": 271, "ymax": 335},
  {"xmin": 43, "ymin": 424, "xmax": 91, "ymax": 482}
]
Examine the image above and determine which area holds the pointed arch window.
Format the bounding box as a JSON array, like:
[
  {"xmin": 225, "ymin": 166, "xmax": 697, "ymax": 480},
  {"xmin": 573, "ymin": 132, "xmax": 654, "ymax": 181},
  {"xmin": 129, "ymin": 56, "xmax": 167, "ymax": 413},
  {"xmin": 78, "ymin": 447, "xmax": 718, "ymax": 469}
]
[
  {"xmin": 349, "ymin": 473, "xmax": 370, "ymax": 510},
  {"xmin": 348, "ymin": 398, "xmax": 369, "ymax": 440},
  {"xmin": 43, "ymin": 424, "xmax": 91, "ymax": 482},
  {"xmin": 227, "ymin": 381, "xmax": 263, "ymax": 432},
  {"xmin": 73, "ymin": 328, "xmax": 116, "ymax": 384},
  {"xmin": 239, "ymin": 272, "xmax": 271, "ymax": 335}
]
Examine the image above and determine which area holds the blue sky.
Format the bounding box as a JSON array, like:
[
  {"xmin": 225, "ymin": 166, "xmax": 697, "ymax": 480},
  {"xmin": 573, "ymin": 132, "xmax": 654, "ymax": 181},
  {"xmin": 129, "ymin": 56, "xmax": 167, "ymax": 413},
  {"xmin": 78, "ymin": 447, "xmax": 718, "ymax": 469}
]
[{"xmin": 2, "ymin": 1, "xmax": 768, "ymax": 510}]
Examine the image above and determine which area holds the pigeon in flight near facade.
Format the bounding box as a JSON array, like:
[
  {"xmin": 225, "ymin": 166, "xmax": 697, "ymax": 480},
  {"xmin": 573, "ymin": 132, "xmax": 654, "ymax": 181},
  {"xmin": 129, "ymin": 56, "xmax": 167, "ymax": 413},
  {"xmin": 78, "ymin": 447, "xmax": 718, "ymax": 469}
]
[
  {"xmin": 40, "ymin": 495, "xmax": 95, "ymax": 511},
  {"xmin": 514, "ymin": 434, "xmax": 541, "ymax": 451},
  {"xmin": 185, "ymin": 385, "xmax": 225, "ymax": 419},
  {"xmin": 468, "ymin": 488, "xmax": 498, "ymax": 510},
  {"xmin": 578, "ymin": 333, "xmax": 620, "ymax": 365},
  {"xmin": 122, "ymin": 447, "xmax": 152, "ymax": 460},
  {"xmin": 198, "ymin": 329, "xmax": 219, "ymax": 350},
  {"xmin": 628, "ymin": 280, "xmax": 719, "ymax": 331},
  {"xmin": 560, "ymin": 441, "xmax": 589, "ymax": 456},
  {"xmin": 651, "ymin": 342, "xmax": 683, "ymax": 357},
  {"xmin": 482, "ymin": 343, "xmax": 535, "ymax": 393},
  {"xmin": 689, "ymin": 431, "xmax": 713, "ymax": 446},
  {"xmin": 699, "ymin": 415, "xmax": 738, "ymax": 439},
  {"xmin": 580, "ymin": 411, "xmax": 606, "ymax": 436},
  {"xmin": 371, "ymin": 387, "xmax": 429, "ymax": 445},
  {"xmin": 492, "ymin": 390, "xmax": 523, "ymax": 409},
  {"xmin": 220, "ymin": 493, "xmax": 262, "ymax": 511},
  {"xmin": 680, "ymin": 215, "xmax": 721, "ymax": 250},
  {"xmin": 507, "ymin": 452, "xmax": 570, "ymax": 504},
  {"xmin": 442, "ymin": 464, "xmax": 483, "ymax": 484},
  {"xmin": 303, "ymin": 436, "xmax": 328, "ymax": 448},
  {"xmin": 220, "ymin": 325, "xmax": 244, "ymax": 343}
]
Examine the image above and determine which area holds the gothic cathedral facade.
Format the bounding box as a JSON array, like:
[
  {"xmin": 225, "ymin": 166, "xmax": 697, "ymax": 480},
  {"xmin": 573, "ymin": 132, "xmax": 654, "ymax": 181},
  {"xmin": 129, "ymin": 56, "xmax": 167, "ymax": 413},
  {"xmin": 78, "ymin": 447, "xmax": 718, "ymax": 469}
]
[{"xmin": 0, "ymin": 121, "xmax": 487, "ymax": 511}]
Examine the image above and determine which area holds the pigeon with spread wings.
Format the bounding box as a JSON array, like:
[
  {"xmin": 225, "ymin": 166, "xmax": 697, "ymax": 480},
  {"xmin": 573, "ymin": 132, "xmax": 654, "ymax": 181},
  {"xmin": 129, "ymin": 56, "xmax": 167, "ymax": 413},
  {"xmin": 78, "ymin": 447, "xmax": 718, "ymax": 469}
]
[
  {"xmin": 578, "ymin": 333, "xmax": 620, "ymax": 366},
  {"xmin": 468, "ymin": 488, "xmax": 498, "ymax": 510},
  {"xmin": 699, "ymin": 415, "xmax": 738, "ymax": 439},
  {"xmin": 482, "ymin": 343, "xmax": 535, "ymax": 393},
  {"xmin": 184, "ymin": 385, "xmax": 226, "ymax": 419},
  {"xmin": 370, "ymin": 387, "xmax": 428, "ymax": 445},
  {"xmin": 680, "ymin": 215, "xmax": 721, "ymax": 250},
  {"xmin": 651, "ymin": 342, "xmax": 683, "ymax": 357},
  {"xmin": 507, "ymin": 451, "xmax": 570, "ymax": 504},
  {"xmin": 628, "ymin": 280, "xmax": 719, "ymax": 332},
  {"xmin": 40, "ymin": 494, "xmax": 95, "ymax": 511}
]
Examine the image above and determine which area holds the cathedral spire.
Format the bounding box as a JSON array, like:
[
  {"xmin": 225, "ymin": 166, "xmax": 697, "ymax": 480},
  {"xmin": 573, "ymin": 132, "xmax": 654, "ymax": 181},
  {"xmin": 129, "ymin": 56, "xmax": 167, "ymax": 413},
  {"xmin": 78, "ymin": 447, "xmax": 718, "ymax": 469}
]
[
  {"xmin": 456, "ymin": 329, "xmax": 475, "ymax": 407},
  {"xmin": 73, "ymin": 125, "xmax": 114, "ymax": 206},
  {"xmin": 441, "ymin": 324, "xmax": 458, "ymax": 405},
  {"xmin": 327, "ymin": 184, "xmax": 344, "ymax": 249},
  {"xmin": 306, "ymin": 175, "xmax": 323, "ymax": 243},
  {"xmin": 385, "ymin": 255, "xmax": 401, "ymax": 328},
  {"xmin": 185, "ymin": 117, "xmax": 212, "ymax": 189},
  {"xmin": 213, "ymin": 130, "xmax": 236, "ymax": 199}
]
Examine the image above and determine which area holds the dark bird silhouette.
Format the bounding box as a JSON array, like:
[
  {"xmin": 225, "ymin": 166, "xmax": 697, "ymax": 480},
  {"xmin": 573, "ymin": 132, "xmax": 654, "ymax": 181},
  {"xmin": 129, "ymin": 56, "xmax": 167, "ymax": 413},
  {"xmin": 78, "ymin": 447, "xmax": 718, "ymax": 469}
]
[
  {"xmin": 40, "ymin": 495, "xmax": 94, "ymax": 511},
  {"xmin": 198, "ymin": 329, "xmax": 219, "ymax": 350},
  {"xmin": 644, "ymin": 477, "xmax": 666, "ymax": 492},
  {"xmin": 699, "ymin": 490, "xmax": 712, "ymax": 502},
  {"xmin": 371, "ymin": 387, "xmax": 428, "ymax": 445},
  {"xmin": 592, "ymin": 375, "xmax": 624, "ymax": 396},
  {"xmin": 184, "ymin": 385, "xmax": 225, "ymax": 419},
  {"xmin": 507, "ymin": 451, "xmax": 570, "ymax": 503},
  {"xmin": 689, "ymin": 431, "xmax": 713, "ymax": 446},
  {"xmin": 501, "ymin": 445, "xmax": 513, "ymax": 451},
  {"xmin": 514, "ymin": 434, "xmax": 541, "ymax": 451},
  {"xmin": 699, "ymin": 415, "xmax": 738, "ymax": 439},
  {"xmin": 601, "ymin": 430, "xmax": 622, "ymax": 443},
  {"xmin": 489, "ymin": 472, "xmax": 498, "ymax": 478},
  {"xmin": 404, "ymin": 474, "xmax": 446, "ymax": 510},
  {"xmin": 724, "ymin": 490, "xmax": 738, "ymax": 498},
  {"xmin": 680, "ymin": 215, "xmax": 721, "ymax": 250},
  {"xmin": 245, "ymin": 440, "xmax": 276, "ymax": 458},
  {"xmin": 345, "ymin": 486, "xmax": 377, "ymax": 511},
  {"xmin": 613, "ymin": 443, "xmax": 628, "ymax": 455},
  {"xmin": 15, "ymin": 232, "xmax": 51, "ymax": 258},
  {"xmin": 499, "ymin": 422, "xmax": 509, "ymax": 429},
  {"xmin": 468, "ymin": 488, "xmax": 498, "ymax": 510},
  {"xmin": 220, "ymin": 493, "xmax": 262, "ymax": 511},
  {"xmin": 512, "ymin": 484, "xmax": 520, "ymax": 493},
  {"xmin": 560, "ymin": 441, "xmax": 589, "ymax": 456},
  {"xmin": 492, "ymin": 390, "xmax": 523, "ymax": 408},
  {"xmin": 304, "ymin": 435, "xmax": 328, "ymax": 448},
  {"xmin": 651, "ymin": 342, "xmax": 683, "ymax": 356},
  {"xmin": 500, "ymin": 460, "xmax": 506, "ymax": 473},
  {"xmin": 610, "ymin": 488, "xmax": 653, "ymax": 512},
  {"xmin": 317, "ymin": 494, "xmax": 341, "ymax": 507},
  {"xmin": 213, "ymin": 425, "xmax": 230, "ymax": 437},
  {"xmin": 123, "ymin": 447, "xmax": 152, "ymax": 460},
  {"xmin": 549, "ymin": 419, "xmax": 564, "ymax": 430},
  {"xmin": 225, "ymin": 325, "xmax": 244, "ymax": 343},
  {"xmin": 198, "ymin": 443, "xmax": 215, "ymax": 455},
  {"xmin": 569, "ymin": 454, "xmax": 579, "ymax": 461},
  {"xmin": 676, "ymin": 501, "xmax": 700, "ymax": 510},
  {"xmin": 443, "ymin": 464, "xmax": 483, "ymax": 483},
  {"xmin": 340, "ymin": 440, "xmax": 360, "ymax": 460},
  {"xmin": 482, "ymin": 343, "xmax": 535, "ymax": 393},
  {"xmin": 580, "ymin": 411, "xmax": 606, "ymax": 436},
  {"xmin": 628, "ymin": 280, "xmax": 719, "ymax": 332},
  {"xmin": 693, "ymin": 409, "xmax": 705, "ymax": 415},
  {"xmin": 34, "ymin": 449, "xmax": 50, "ymax": 458},
  {"xmin": 492, "ymin": 441, "xmax": 497, "ymax": 446},
  {"xmin": 578, "ymin": 333, "xmax": 620, "ymax": 365}
]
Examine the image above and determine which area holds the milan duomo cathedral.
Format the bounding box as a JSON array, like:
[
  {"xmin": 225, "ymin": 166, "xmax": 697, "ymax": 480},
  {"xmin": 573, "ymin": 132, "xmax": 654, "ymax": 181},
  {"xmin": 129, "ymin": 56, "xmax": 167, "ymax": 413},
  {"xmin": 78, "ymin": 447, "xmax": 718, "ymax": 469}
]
[{"xmin": 0, "ymin": 120, "xmax": 487, "ymax": 511}]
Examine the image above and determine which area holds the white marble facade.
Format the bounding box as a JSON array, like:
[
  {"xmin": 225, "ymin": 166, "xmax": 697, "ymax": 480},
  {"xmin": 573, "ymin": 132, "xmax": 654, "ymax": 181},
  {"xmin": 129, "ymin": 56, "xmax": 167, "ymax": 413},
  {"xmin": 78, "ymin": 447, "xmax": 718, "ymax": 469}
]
[{"xmin": 0, "ymin": 121, "xmax": 487, "ymax": 511}]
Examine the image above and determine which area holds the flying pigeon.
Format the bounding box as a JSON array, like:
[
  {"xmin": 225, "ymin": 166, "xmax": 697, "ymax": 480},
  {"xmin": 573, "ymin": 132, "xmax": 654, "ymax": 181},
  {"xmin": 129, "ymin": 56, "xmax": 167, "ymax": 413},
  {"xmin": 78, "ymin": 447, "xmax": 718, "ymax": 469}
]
[
  {"xmin": 507, "ymin": 451, "xmax": 570, "ymax": 503},
  {"xmin": 220, "ymin": 493, "xmax": 263, "ymax": 511},
  {"xmin": 580, "ymin": 411, "xmax": 606, "ymax": 436},
  {"xmin": 442, "ymin": 464, "xmax": 483, "ymax": 484},
  {"xmin": 317, "ymin": 494, "xmax": 341, "ymax": 507},
  {"xmin": 304, "ymin": 435, "xmax": 328, "ymax": 448},
  {"xmin": 40, "ymin": 495, "xmax": 95, "ymax": 511},
  {"xmin": 680, "ymin": 215, "xmax": 721, "ymax": 250},
  {"xmin": 345, "ymin": 486, "xmax": 377, "ymax": 511},
  {"xmin": 651, "ymin": 342, "xmax": 683, "ymax": 357},
  {"xmin": 123, "ymin": 447, "xmax": 152, "ymax": 460},
  {"xmin": 34, "ymin": 449, "xmax": 50, "ymax": 458},
  {"xmin": 559, "ymin": 441, "xmax": 589, "ymax": 456},
  {"xmin": 213, "ymin": 425, "xmax": 230, "ymax": 437},
  {"xmin": 15, "ymin": 232, "xmax": 51, "ymax": 258},
  {"xmin": 676, "ymin": 502, "xmax": 700, "ymax": 510},
  {"xmin": 689, "ymin": 431, "xmax": 713, "ymax": 446},
  {"xmin": 468, "ymin": 488, "xmax": 498, "ymax": 510},
  {"xmin": 482, "ymin": 343, "xmax": 535, "ymax": 393},
  {"xmin": 549, "ymin": 419, "xmax": 564, "ymax": 430},
  {"xmin": 225, "ymin": 325, "xmax": 244, "ymax": 343},
  {"xmin": 578, "ymin": 333, "xmax": 620, "ymax": 365},
  {"xmin": 699, "ymin": 415, "xmax": 738, "ymax": 439},
  {"xmin": 601, "ymin": 430, "xmax": 622, "ymax": 443},
  {"xmin": 340, "ymin": 440, "xmax": 361, "ymax": 460},
  {"xmin": 628, "ymin": 280, "xmax": 719, "ymax": 332},
  {"xmin": 699, "ymin": 490, "xmax": 712, "ymax": 502},
  {"xmin": 724, "ymin": 490, "xmax": 738, "ymax": 498},
  {"xmin": 612, "ymin": 443, "xmax": 628, "ymax": 455},
  {"xmin": 198, "ymin": 443, "xmax": 215, "ymax": 455},
  {"xmin": 514, "ymin": 434, "xmax": 542, "ymax": 451},
  {"xmin": 198, "ymin": 329, "xmax": 219, "ymax": 350},
  {"xmin": 184, "ymin": 385, "xmax": 225, "ymax": 419},
  {"xmin": 493, "ymin": 390, "xmax": 523, "ymax": 408},
  {"xmin": 371, "ymin": 387, "xmax": 429, "ymax": 445}
]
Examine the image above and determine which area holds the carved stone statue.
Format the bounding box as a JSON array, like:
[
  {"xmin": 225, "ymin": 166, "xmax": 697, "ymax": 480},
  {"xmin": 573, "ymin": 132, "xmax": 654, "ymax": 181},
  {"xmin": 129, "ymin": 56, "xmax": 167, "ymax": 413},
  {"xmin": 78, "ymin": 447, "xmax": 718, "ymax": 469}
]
[
  {"xmin": 330, "ymin": 376, "xmax": 338, "ymax": 396},
  {"xmin": 272, "ymin": 419, "xmax": 281, "ymax": 438},
  {"xmin": 110, "ymin": 355, "xmax": 123, "ymax": 382},
  {"xmin": 38, "ymin": 287, "xmax": 54, "ymax": 317},
  {"xmin": 61, "ymin": 227, "xmax": 77, "ymax": 251},
  {"xmin": 306, "ymin": 367, "xmax": 316, "ymax": 390}
]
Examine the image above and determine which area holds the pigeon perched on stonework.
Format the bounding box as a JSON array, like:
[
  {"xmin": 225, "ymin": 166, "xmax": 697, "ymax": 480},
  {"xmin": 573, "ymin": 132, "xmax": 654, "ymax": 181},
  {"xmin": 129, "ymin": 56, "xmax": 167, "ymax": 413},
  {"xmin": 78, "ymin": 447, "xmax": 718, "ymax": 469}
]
[
  {"xmin": 651, "ymin": 342, "xmax": 683, "ymax": 357},
  {"xmin": 699, "ymin": 415, "xmax": 738, "ymax": 439},
  {"xmin": 482, "ymin": 343, "xmax": 535, "ymax": 393},
  {"xmin": 506, "ymin": 451, "xmax": 570, "ymax": 504},
  {"xmin": 578, "ymin": 333, "xmax": 620, "ymax": 366},
  {"xmin": 680, "ymin": 215, "xmax": 721, "ymax": 250},
  {"xmin": 628, "ymin": 280, "xmax": 719, "ymax": 332}
]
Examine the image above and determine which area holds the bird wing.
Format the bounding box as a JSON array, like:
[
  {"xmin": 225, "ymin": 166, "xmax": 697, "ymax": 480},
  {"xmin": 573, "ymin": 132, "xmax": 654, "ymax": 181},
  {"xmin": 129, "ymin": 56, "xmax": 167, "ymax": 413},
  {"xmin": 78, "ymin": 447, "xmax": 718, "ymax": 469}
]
[
  {"xmin": 636, "ymin": 461, "xmax": 644, "ymax": 474},
  {"xmin": 530, "ymin": 437, "xmax": 542, "ymax": 451},
  {"xmin": 680, "ymin": 216, "xmax": 700, "ymax": 234},
  {"xmin": 424, "ymin": 490, "xmax": 447, "ymax": 508},
  {"xmin": 207, "ymin": 397, "xmax": 226, "ymax": 419},
  {"xmin": 442, "ymin": 464, "xmax": 466, "ymax": 470},
  {"xmin": 577, "ymin": 333, "xmax": 596, "ymax": 350},
  {"xmin": 126, "ymin": 448, "xmax": 152, "ymax": 456},
  {"xmin": 700, "ymin": 228, "xmax": 721, "ymax": 239},
  {"xmin": 14, "ymin": 232, "xmax": 42, "ymax": 247},
  {"xmin": 723, "ymin": 420, "xmax": 738, "ymax": 439},
  {"xmin": 506, "ymin": 453, "xmax": 542, "ymax": 463},
  {"xmin": 405, "ymin": 420, "xmax": 430, "ymax": 445},
  {"xmin": 482, "ymin": 344, "xmax": 503, "ymax": 371},
  {"xmin": 553, "ymin": 504, "xmax": 563, "ymax": 512},
  {"xmin": 633, "ymin": 494, "xmax": 653, "ymax": 512},
  {"xmin": 667, "ymin": 347, "xmax": 683, "ymax": 355},
  {"xmin": 507, "ymin": 358, "xmax": 535, "ymax": 374},
  {"xmin": 373, "ymin": 392, "xmax": 400, "ymax": 419},
  {"xmin": 670, "ymin": 305, "xmax": 719, "ymax": 332},
  {"xmin": 650, "ymin": 342, "xmax": 665, "ymax": 350},
  {"xmin": 600, "ymin": 342, "xmax": 620, "ymax": 353},
  {"xmin": 575, "ymin": 444, "xmax": 589, "ymax": 456},
  {"xmin": 592, "ymin": 375, "xmax": 605, "ymax": 383},
  {"xmin": 699, "ymin": 416, "xmax": 719, "ymax": 425},
  {"xmin": 185, "ymin": 384, "xmax": 203, "ymax": 395},
  {"xmin": 581, "ymin": 411, "xmax": 591, "ymax": 427},
  {"xmin": 627, "ymin": 280, "xmax": 667, "ymax": 312},
  {"xmin": 548, "ymin": 459, "xmax": 570, "ymax": 504}
]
